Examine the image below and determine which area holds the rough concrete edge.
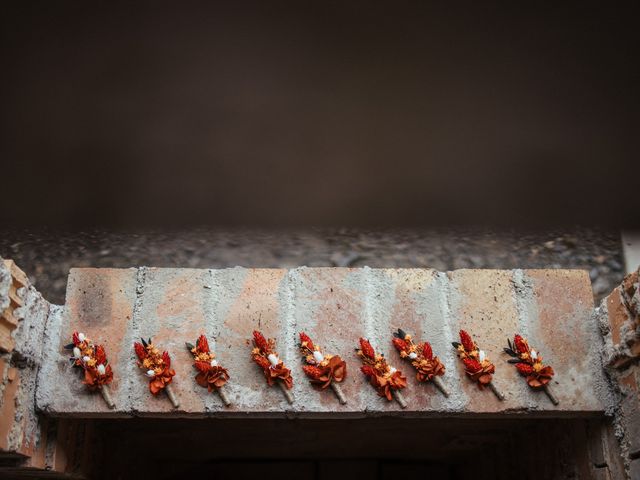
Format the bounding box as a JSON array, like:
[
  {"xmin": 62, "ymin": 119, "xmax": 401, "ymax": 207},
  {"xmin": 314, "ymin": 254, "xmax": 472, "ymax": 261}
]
[{"xmin": 595, "ymin": 296, "xmax": 634, "ymax": 478}]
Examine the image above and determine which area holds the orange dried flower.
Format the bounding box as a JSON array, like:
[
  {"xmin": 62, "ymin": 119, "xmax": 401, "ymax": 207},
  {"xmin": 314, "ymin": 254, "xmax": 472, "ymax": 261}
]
[
  {"xmin": 359, "ymin": 338, "xmax": 375, "ymax": 359},
  {"xmin": 422, "ymin": 342, "xmax": 433, "ymax": 360},
  {"xmin": 299, "ymin": 332, "xmax": 315, "ymax": 351},
  {"xmin": 516, "ymin": 363, "xmax": 534, "ymax": 375},
  {"xmin": 196, "ymin": 334, "xmax": 209, "ymax": 353},
  {"xmin": 303, "ymin": 365, "xmax": 324, "ymax": 380},
  {"xmin": 253, "ymin": 354, "xmax": 270, "ymax": 370},
  {"xmin": 459, "ymin": 330, "xmax": 475, "ymax": 351},
  {"xmin": 392, "ymin": 337, "xmax": 409, "ymax": 353},
  {"xmin": 253, "ymin": 330, "xmax": 269, "ymax": 353}
]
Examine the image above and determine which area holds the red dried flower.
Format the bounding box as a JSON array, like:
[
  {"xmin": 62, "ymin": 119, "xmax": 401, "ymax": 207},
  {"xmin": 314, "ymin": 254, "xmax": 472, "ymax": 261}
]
[
  {"xmin": 392, "ymin": 337, "xmax": 409, "ymax": 353},
  {"xmin": 162, "ymin": 351, "xmax": 171, "ymax": 368},
  {"xmin": 299, "ymin": 332, "xmax": 315, "ymax": 351},
  {"xmin": 422, "ymin": 342, "xmax": 433, "ymax": 360},
  {"xmin": 253, "ymin": 330, "xmax": 269, "ymax": 352},
  {"xmin": 516, "ymin": 363, "xmax": 534, "ymax": 375},
  {"xmin": 463, "ymin": 357, "xmax": 482, "ymax": 373},
  {"xmin": 513, "ymin": 335, "xmax": 528, "ymax": 354},
  {"xmin": 359, "ymin": 338, "xmax": 375, "ymax": 359},
  {"xmin": 72, "ymin": 331, "xmax": 81, "ymax": 346},
  {"xmin": 361, "ymin": 365, "xmax": 377, "ymax": 377},
  {"xmin": 196, "ymin": 334, "xmax": 209, "ymax": 353},
  {"xmin": 94, "ymin": 345, "xmax": 106, "ymax": 365},
  {"xmin": 459, "ymin": 330, "xmax": 475, "ymax": 352},
  {"xmin": 303, "ymin": 365, "xmax": 324, "ymax": 380},
  {"xmin": 134, "ymin": 342, "xmax": 147, "ymax": 360}
]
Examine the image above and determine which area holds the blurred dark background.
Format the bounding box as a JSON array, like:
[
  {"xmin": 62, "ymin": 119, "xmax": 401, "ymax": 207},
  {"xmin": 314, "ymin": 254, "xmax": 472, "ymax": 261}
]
[{"xmin": 1, "ymin": 1, "xmax": 637, "ymax": 229}]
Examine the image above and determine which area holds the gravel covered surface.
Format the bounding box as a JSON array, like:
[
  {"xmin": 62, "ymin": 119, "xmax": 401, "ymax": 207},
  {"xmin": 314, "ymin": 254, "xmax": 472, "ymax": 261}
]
[{"xmin": 0, "ymin": 228, "xmax": 623, "ymax": 305}]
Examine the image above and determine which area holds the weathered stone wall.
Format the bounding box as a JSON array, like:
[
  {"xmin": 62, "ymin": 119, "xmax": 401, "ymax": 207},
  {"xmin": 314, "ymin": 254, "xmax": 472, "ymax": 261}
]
[{"xmin": 36, "ymin": 267, "xmax": 608, "ymax": 417}]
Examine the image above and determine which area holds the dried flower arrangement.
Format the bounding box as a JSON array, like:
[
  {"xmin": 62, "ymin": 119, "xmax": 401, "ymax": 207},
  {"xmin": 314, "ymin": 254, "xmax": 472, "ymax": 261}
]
[
  {"xmin": 452, "ymin": 330, "xmax": 504, "ymax": 400},
  {"xmin": 251, "ymin": 330, "xmax": 293, "ymax": 404},
  {"xmin": 299, "ymin": 332, "xmax": 347, "ymax": 404},
  {"xmin": 186, "ymin": 334, "xmax": 231, "ymax": 406},
  {"xmin": 504, "ymin": 334, "xmax": 558, "ymax": 405},
  {"xmin": 133, "ymin": 338, "xmax": 179, "ymax": 408},
  {"xmin": 357, "ymin": 338, "xmax": 408, "ymax": 408},
  {"xmin": 392, "ymin": 328, "xmax": 449, "ymax": 397},
  {"xmin": 64, "ymin": 331, "xmax": 115, "ymax": 408}
]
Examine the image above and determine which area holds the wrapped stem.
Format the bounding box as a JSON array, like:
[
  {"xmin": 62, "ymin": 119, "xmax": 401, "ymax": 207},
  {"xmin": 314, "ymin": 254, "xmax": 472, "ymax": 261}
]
[
  {"xmin": 330, "ymin": 381, "xmax": 347, "ymax": 405},
  {"xmin": 488, "ymin": 382, "xmax": 505, "ymax": 401},
  {"xmin": 217, "ymin": 386, "xmax": 232, "ymax": 406},
  {"xmin": 165, "ymin": 384, "xmax": 180, "ymax": 408},
  {"xmin": 100, "ymin": 386, "xmax": 115, "ymax": 409},
  {"xmin": 278, "ymin": 380, "xmax": 294, "ymax": 404},
  {"xmin": 392, "ymin": 389, "xmax": 408, "ymax": 409},
  {"xmin": 544, "ymin": 385, "xmax": 559, "ymax": 405},
  {"xmin": 432, "ymin": 376, "xmax": 450, "ymax": 397}
]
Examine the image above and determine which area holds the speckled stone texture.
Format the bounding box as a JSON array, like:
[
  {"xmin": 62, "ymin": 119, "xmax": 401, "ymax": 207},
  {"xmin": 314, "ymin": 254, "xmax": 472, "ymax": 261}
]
[{"xmin": 36, "ymin": 267, "xmax": 608, "ymax": 417}]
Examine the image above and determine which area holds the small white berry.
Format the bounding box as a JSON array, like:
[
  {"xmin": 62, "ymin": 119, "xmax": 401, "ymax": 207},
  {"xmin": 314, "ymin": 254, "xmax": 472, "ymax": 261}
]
[
  {"xmin": 82, "ymin": 356, "xmax": 90, "ymax": 363},
  {"xmin": 97, "ymin": 364, "xmax": 106, "ymax": 375},
  {"xmin": 210, "ymin": 359, "xmax": 218, "ymax": 367},
  {"xmin": 313, "ymin": 351, "xmax": 324, "ymax": 363},
  {"xmin": 531, "ymin": 350, "xmax": 538, "ymax": 360},
  {"xmin": 73, "ymin": 347, "xmax": 81, "ymax": 359},
  {"xmin": 267, "ymin": 354, "xmax": 279, "ymax": 367},
  {"xmin": 408, "ymin": 352, "xmax": 418, "ymax": 360},
  {"xmin": 389, "ymin": 367, "xmax": 397, "ymax": 374},
  {"xmin": 146, "ymin": 370, "xmax": 156, "ymax": 378},
  {"xmin": 479, "ymin": 350, "xmax": 486, "ymax": 363},
  {"xmin": 78, "ymin": 333, "xmax": 86, "ymax": 342}
]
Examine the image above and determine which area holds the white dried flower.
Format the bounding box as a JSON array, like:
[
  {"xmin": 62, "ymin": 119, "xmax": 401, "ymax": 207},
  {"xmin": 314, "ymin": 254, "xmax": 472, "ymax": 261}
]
[
  {"xmin": 82, "ymin": 356, "xmax": 90, "ymax": 363},
  {"xmin": 313, "ymin": 351, "xmax": 324, "ymax": 363},
  {"xmin": 479, "ymin": 350, "xmax": 486, "ymax": 363},
  {"xmin": 389, "ymin": 366, "xmax": 397, "ymax": 374},
  {"xmin": 267, "ymin": 354, "xmax": 279, "ymax": 367},
  {"xmin": 78, "ymin": 333, "xmax": 86, "ymax": 342},
  {"xmin": 97, "ymin": 364, "xmax": 106, "ymax": 375},
  {"xmin": 531, "ymin": 350, "xmax": 538, "ymax": 360},
  {"xmin": 73, "ymin": 347, "xmax": 81, "ymax": 359},
  {"xmin": 210, "ymin": 359, "xmax": 218, "ymax": 367},
  {"xmin": 146, "ymin": 370, "xmax": 156, "ymax": 377},
  {"xmin": 408, "ymin": 352, "xmax": 418, "ymax": 360}
]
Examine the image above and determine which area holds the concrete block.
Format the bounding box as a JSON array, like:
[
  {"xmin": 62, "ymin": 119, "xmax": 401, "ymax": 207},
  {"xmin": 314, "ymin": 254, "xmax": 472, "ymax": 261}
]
[{"xmin": 36, "ymin": 267, "xmax": 608, "ymax": 417}]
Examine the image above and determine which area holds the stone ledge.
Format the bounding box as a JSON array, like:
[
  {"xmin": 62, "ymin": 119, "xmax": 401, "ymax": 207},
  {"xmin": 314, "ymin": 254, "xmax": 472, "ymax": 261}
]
[{"xmin": 35, "ymin": 267, "xmax": 607, "ymax": 417}]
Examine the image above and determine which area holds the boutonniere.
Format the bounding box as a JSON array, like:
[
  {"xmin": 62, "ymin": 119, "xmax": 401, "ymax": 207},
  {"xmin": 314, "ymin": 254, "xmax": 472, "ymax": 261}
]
[
  {"xmin": 299, "ymin": 332, "xmax": 347, "ymax": 404},
  {"xmin": 504, "ymin": 334, "xmax": 558, "ymax": 405},
  {"xmin": 251, "ymin": 331, "xmax": 293, "ymax": 404},
  {"xmin": 64, "ymin": 331, "xmax": 115, "ymax": 408},
  {"xmin": 357, "ymin": 338, "xmax": 408, "ymax": 408},
  {"xmin": 186, "ymin": 334, "xmax": 231, "ymax": 406},
  {"xmin": 133, "ymin": 338, "xmax": 179, "ymax": 408},
  {"xmin": 452, "ymin": 330, "xmax": 504, "ymax": 400},
  {"xmin": 392, "ymin": 328, "xmax": 449, "ymax": 397}
]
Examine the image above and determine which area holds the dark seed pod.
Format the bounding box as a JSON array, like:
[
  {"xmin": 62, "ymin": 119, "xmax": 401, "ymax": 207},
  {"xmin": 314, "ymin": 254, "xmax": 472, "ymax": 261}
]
[
  {"xmin": 141, "ymin": 338, "xmax": 148, "ymax": 347},
  {"xmin": 185, "ymin": 342, "xmax": 194, "ymax": 351},
  {"xmin": 452, "ymin": 342, "xmax": 461, "ymax": 348},
  {"xmin": 64, "ymin": 343, "xmax": 76, "ymax": 350},
  {"xmin": 508, "ymin": 358, "xmax": 522, "ymax": 364}
]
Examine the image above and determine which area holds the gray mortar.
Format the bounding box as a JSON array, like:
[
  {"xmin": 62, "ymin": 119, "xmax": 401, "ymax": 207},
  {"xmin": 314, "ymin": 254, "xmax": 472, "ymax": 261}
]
[{"xmin": 419, "ymin": 270, "xmax": 467, "ymax": 412}]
